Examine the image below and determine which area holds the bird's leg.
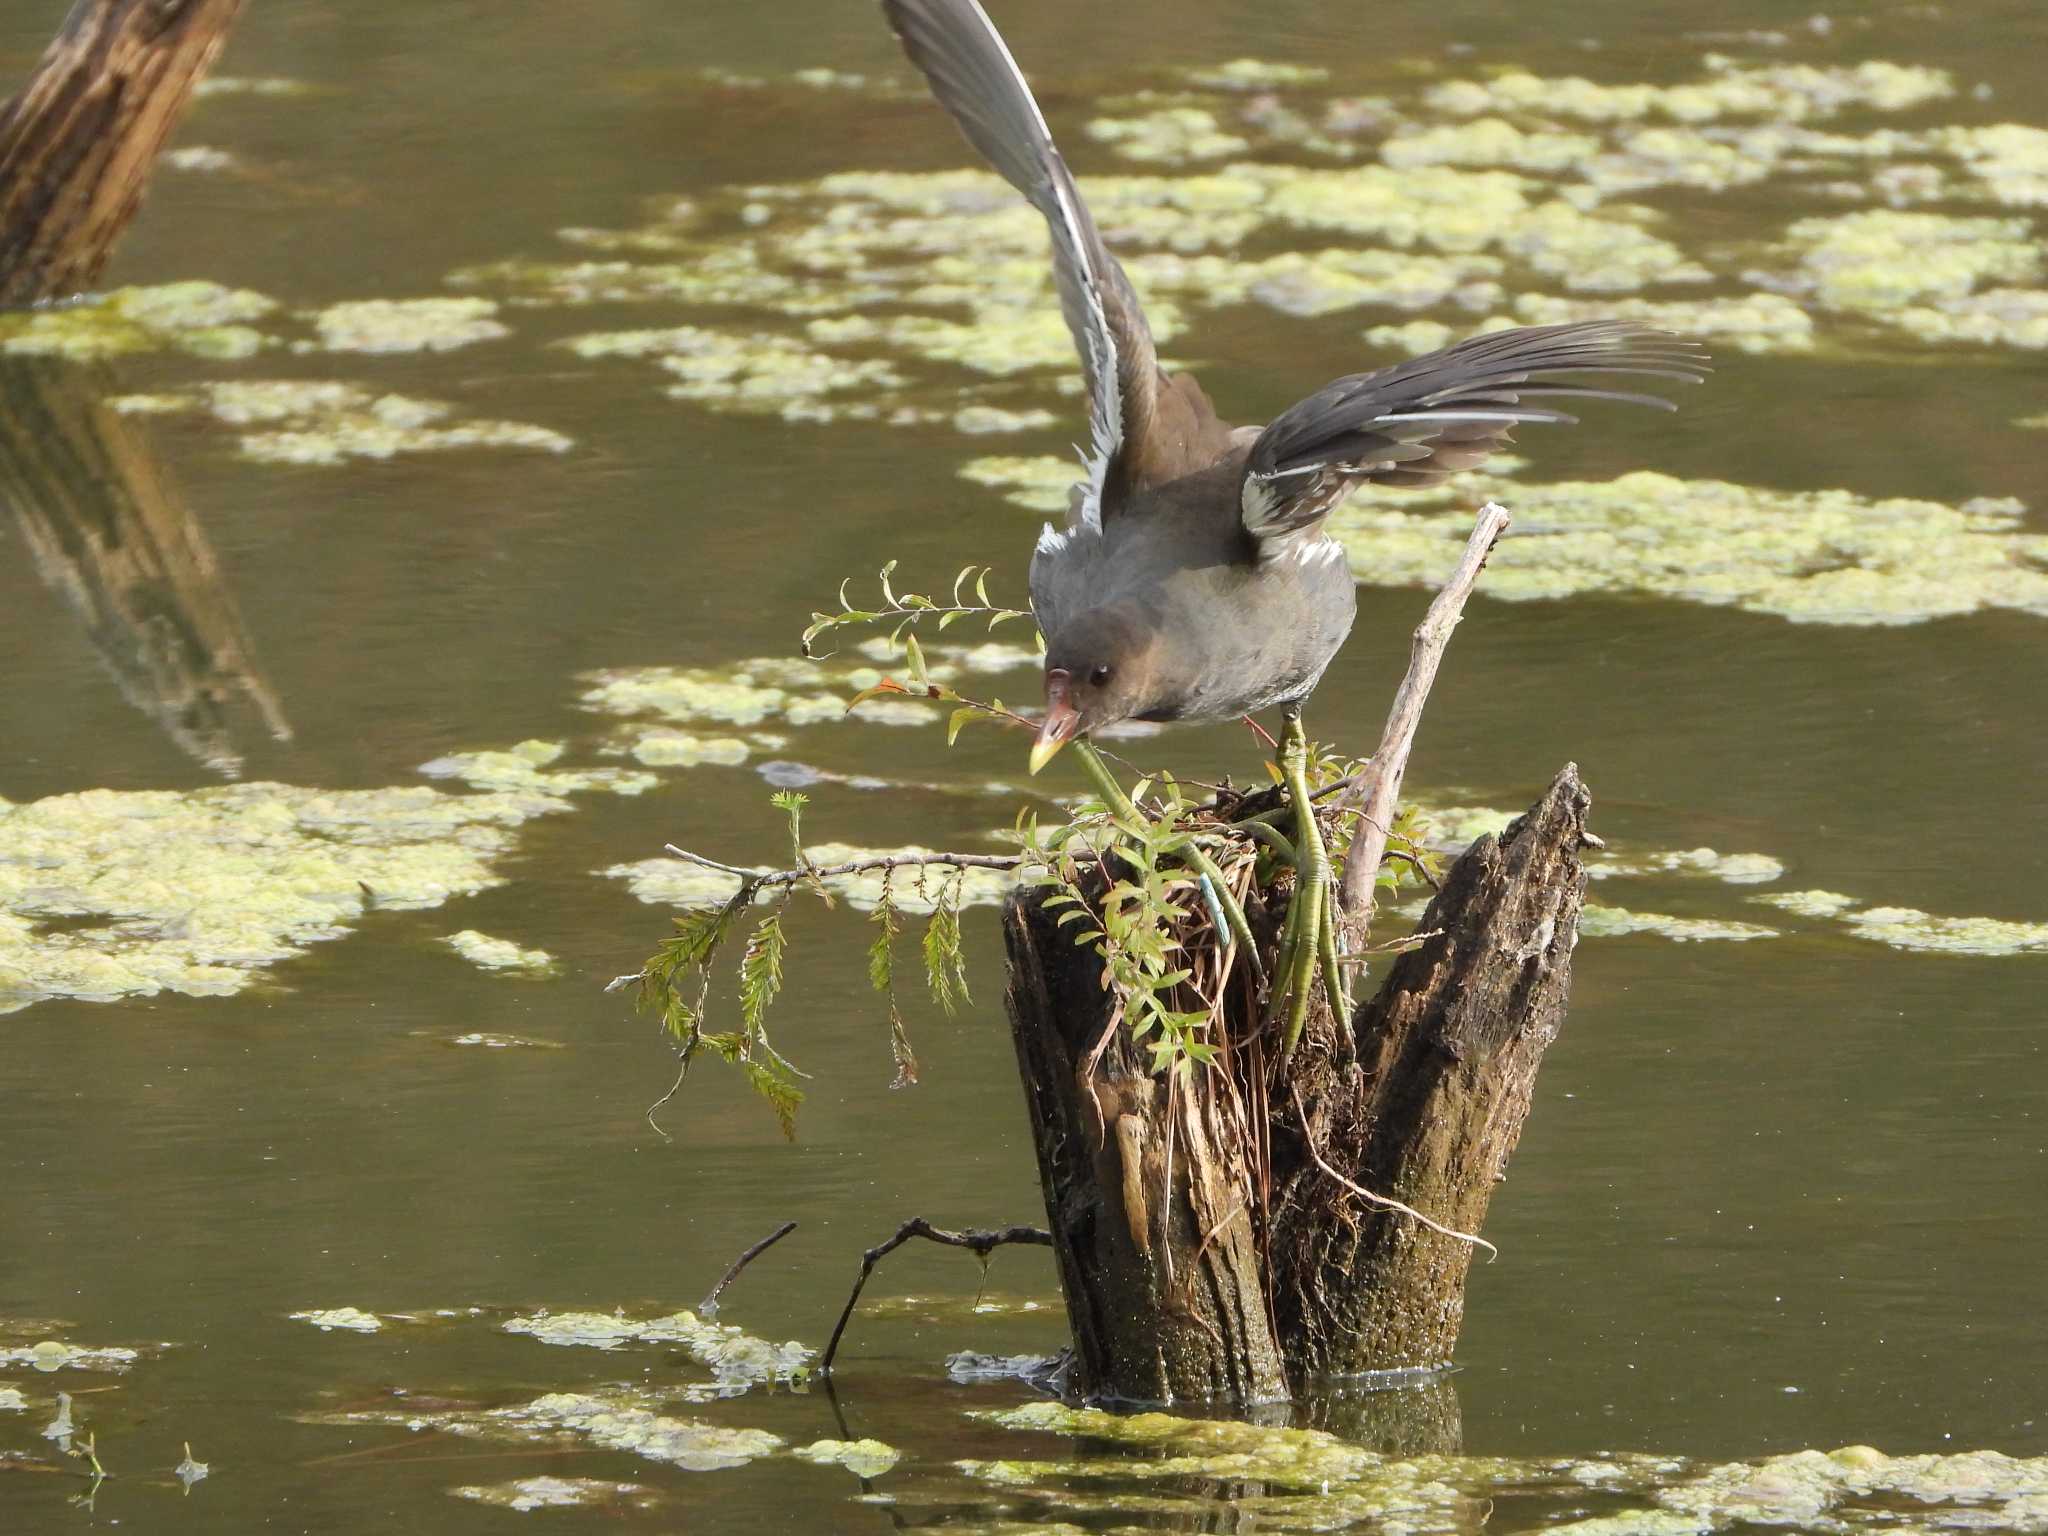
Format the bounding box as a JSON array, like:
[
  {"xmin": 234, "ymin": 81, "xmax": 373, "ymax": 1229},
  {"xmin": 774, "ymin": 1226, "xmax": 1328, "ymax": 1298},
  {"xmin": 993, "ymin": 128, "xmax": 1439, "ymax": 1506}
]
[{"xmin": 1269, "ymin": 707, "xmax": 1351, "ymax": 1055}]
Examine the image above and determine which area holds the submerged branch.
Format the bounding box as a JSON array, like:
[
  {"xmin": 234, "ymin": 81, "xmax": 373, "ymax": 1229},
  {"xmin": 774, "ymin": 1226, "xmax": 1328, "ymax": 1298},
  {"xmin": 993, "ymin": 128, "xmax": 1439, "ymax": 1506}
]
[
  {"xmin": 699, "ymin": 1220, "xmax": 798, "ymax": 1319},
  {"xmin": 819, "ymin": 1217, "xmax": 1053, "ymax": 1376}
]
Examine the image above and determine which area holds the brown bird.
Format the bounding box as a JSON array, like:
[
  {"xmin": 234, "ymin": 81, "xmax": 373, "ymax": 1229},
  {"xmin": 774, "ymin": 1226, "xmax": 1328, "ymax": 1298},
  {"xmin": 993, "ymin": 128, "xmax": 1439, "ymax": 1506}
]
[{"xmin": 880, "ymin": 0, "xmax": 1709, "ymax": 778}]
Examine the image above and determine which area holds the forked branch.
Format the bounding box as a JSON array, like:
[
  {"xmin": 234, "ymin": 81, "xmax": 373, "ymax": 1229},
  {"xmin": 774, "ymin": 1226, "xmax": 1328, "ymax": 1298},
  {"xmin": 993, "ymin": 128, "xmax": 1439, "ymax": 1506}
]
[{"xmin": 819, "ymin": 1217, "xmax": 1052, "ymax": 1375}]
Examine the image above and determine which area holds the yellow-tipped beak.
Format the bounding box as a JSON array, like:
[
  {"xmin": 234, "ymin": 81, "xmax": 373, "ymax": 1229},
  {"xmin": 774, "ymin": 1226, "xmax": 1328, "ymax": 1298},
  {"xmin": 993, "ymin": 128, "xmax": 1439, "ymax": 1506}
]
[{"xmin": 1029, "ymin": 671, "xmax": 1080, "ymax": 776}]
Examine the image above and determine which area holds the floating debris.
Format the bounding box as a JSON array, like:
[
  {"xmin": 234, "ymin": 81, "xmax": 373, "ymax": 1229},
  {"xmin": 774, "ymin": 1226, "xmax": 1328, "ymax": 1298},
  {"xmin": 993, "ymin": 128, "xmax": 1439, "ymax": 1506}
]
[
  {"xmin": 173, "ymin": 1443, "xmax": 209, "ymax": 1489},
  {"xmin": 442, "ymin": 930, "xmax": 556, "ymax": 973},
  {"xmin": 0, "ymin": 1387, "xmax": 25, "ymax": 1411},
  {"xmin": 448, "ymin": 1032, "xmax": 561, "ymax": 1049},
  {"xmin": 164, "ymin": 146, "xmax": 239, "ymax": 173}
]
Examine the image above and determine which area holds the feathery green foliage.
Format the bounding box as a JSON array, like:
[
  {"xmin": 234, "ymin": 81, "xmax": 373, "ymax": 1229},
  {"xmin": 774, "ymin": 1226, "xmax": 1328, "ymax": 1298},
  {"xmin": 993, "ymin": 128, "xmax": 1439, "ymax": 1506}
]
[
  {"xmin": 630, "ymin": 562, "xmax": 1433, "ymax": 1133},
  {"xmin": 801, "ymin": 561, "xmax": 1035, "ymax": 659}
]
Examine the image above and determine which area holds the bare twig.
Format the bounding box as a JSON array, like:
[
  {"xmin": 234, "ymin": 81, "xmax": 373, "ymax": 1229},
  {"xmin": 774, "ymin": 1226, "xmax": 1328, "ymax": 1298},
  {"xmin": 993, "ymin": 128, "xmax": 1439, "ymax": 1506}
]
[
  {"xmin": 699, "ymin": 1220, "xmax": 798, "ymax": 1319},
  {"xmin": 1336, "ymin": 502, "xmax": 1512, "ymax": 916},
  {"xmin": 1290, "ymin": 1083, "xmax": 1497, "ymax": 1259},
  {"xmin": 818, "ymin": 1217, "xmax": 1053, "ymax": 1376}
]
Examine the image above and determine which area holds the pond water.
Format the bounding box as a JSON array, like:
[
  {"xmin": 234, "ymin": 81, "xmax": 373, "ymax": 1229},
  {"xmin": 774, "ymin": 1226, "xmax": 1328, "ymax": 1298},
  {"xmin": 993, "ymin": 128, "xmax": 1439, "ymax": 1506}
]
[{"xmin": 2, "ymin": 0, "xmax": 2045, "ymax": 1529}]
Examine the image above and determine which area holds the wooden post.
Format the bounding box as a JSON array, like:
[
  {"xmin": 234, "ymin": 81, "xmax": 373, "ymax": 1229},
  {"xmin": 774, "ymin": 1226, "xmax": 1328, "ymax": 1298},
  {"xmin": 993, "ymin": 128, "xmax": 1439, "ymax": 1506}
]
[{"xmin": 0, "ymin": 0, "xmax": 244, "ymax": 305}]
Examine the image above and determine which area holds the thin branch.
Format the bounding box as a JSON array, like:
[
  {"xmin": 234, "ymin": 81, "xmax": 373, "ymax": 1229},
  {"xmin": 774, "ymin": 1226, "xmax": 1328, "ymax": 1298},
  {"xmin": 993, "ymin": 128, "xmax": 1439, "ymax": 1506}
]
[
  {"xmin": 1290, "ymin": 1083, "xmax": 1497, "ymax": 1260},
  {"xmin": 1336, "ymin": 502, "xmax": 1512, "ymax": 916},
  {"xmin": 818, "ymin": 1217, "xmax": 1053, "ymax": 1376},
  {"xmin": 663, "ymin": 843, "xmax": 1026, "ymax": 890},
  {"xmin": 699, "ymin": 1220, "xmax": 798, "ymax": 1319}
]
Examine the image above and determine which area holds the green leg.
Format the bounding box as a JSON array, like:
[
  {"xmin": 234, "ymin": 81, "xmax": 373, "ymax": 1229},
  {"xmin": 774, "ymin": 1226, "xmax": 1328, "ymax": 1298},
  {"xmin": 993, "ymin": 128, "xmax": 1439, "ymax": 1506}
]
[{"xmin": 1269, "ymin": 708, "xmax": 1351, "ymax": 1055}]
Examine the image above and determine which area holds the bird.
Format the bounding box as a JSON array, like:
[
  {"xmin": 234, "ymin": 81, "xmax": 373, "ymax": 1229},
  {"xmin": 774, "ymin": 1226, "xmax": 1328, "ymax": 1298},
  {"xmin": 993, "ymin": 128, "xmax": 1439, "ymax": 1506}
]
[
  {"xmin": 881, "ymin": 0, "xmax": 1708, "ymax": 1040},
  {"xmin": 882, "ymin": 0, "xmax": 1707, "ymax": 766}
]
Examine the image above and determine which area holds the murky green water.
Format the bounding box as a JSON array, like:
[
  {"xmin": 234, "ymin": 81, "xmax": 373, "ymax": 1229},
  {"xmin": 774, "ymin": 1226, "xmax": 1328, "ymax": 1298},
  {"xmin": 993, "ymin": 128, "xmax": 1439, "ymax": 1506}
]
[{"xmin": 3, "ymin": 0, "xmax": 2045, "ymax": 1528}]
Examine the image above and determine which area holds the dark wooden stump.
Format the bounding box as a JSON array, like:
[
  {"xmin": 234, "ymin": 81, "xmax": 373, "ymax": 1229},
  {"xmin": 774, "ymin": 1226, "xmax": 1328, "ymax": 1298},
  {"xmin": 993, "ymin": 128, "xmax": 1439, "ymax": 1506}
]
[
  {"xmin": 0, "ymin": 0, "xmax": 244, "ymax": 304},
  {"xmin": 1003, "ymin": 764, "xmax": 1592, "ymax": 1404}
]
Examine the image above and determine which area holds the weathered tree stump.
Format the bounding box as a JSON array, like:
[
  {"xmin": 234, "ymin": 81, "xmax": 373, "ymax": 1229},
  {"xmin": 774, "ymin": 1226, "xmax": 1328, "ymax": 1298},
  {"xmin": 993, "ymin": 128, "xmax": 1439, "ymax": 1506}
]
[
  {"xmin": 0, "ymin": 0, "xmax": 244, "ymax": 304},
  {"xmin": 1002, "ymin": 764, "xmax": 1591, "ymax": 1405}
]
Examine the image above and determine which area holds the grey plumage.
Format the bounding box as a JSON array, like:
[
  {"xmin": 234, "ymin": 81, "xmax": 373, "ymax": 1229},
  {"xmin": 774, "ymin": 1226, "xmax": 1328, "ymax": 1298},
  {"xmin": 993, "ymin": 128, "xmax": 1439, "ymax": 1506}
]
[{"xmin": 880, "ymin": 0, "xmax": 1710, "ymax": 759}]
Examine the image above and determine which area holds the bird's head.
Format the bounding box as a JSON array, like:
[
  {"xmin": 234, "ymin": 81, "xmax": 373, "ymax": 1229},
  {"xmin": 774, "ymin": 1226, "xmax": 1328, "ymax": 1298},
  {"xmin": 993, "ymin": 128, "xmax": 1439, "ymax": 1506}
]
[{"xmin": 1029, "ymin": 610, "xmax": 1157, "ymax": 775}]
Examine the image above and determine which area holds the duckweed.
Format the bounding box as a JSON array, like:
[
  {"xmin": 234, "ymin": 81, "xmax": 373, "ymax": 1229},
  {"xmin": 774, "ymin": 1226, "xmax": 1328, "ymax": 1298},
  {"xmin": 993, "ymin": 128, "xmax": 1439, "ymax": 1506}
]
[
  {"xmin": 1181, "ymin": 59, "xmax": 1330, "ymax": 92},
  {"xmin": 451, "ymin": 1477, "xmax": 657, "ymax": 1512},
  {"xmin": 114, "ymin": 379, "xmax": 572, "ymax": 465},
  {"xmin": 561, "ymin": 324, "xmax": 906, "ymax": 418},
  {"xmin": 1838, "ymin": 906, "xmax": 2048, "ymax": 956},
  {"xmin": 0, "ymin": 766, "xmax": 625, "ymax": 1012},
  {"xmin": 418, "ymin": 739, "xmax": 655, "ymax": 801},
  {"xmin": 502, "ymin": 1309, "xmax": 812, "ymax": 1392},
  {"xmin": 333, "ymin": 1388, "xmax": 785, "ymax": 1470},
  {"xmin": 1086, "ymin": 108, "xmax": 1250, "ymax": 165},
  {"xmin": 1756, "ymin": 889, "xmax": 1861, "ymax": 919},
  {"xmin": 1423, "ymin": 58, "xmax": 1952, "ymax": 126},
  {"xmin": 309, "ymin": 297, "xmax": 510, "ymax": 354},
  {"xmin": 0, "ymin": 282, "xmax": 275, "ymax": 360},
  {"xmin": 1779, "ymin": 209, "xmax": 2039, "ymax": 312},
  {"xmin": 0, "ymin": 1340, "xmax": 140, "ymax": 1372},
  {"xmin": 442, "ymin": 930, "xmax": 555, "ymax": 973},
  {"xmin": 1324, "ymin": 471, "xmax": 2048, "ymax": 626},
  {"xmin": 1580, "ymin": 906, "xmax": 1780, "ymax": 943},
  {"xmin": 796, "ymin": 1438, "xmax": 902, "ymax": 1477},
  {"xmin": 290, "ymin": 1307, "xmax": 385, "ymax": 1332},
  {"xmin": 1504, "ymin": 291, "xmax": 1815, "ymax": 353}
]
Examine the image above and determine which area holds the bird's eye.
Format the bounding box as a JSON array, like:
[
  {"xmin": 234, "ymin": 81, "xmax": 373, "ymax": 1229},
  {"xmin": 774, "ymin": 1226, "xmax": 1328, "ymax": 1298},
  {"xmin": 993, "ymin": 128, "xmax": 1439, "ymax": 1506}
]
[{"xmin": 1089, "ymin": 664, "xmax": 1113, "ymax": 687}]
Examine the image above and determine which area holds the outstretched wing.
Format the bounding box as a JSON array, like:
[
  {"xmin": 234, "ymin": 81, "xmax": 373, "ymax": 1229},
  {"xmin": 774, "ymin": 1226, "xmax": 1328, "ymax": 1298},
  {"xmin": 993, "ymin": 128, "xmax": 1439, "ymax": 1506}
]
[
  {"xmin": 882, "ymin": 0, "xmax": 1167, "ymax": 525},
  {"xmin": 1240, "ymin": 321, "xmax": 1711, "ymax": 550}
]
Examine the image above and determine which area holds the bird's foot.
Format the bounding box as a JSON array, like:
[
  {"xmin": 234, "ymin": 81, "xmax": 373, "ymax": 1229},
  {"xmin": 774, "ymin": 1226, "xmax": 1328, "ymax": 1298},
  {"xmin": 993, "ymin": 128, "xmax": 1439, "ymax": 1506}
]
[{"xmin": 1264, "ymin": 711, "xmax": 1352, "ymax": 1054}]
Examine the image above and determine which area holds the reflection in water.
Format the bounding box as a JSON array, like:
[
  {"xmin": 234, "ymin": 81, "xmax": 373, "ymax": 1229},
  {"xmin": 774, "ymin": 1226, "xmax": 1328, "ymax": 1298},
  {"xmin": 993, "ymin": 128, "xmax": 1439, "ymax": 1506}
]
[{"xmin": 0, "ymin": 355, "xmax": 288, "ymax": 774}]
